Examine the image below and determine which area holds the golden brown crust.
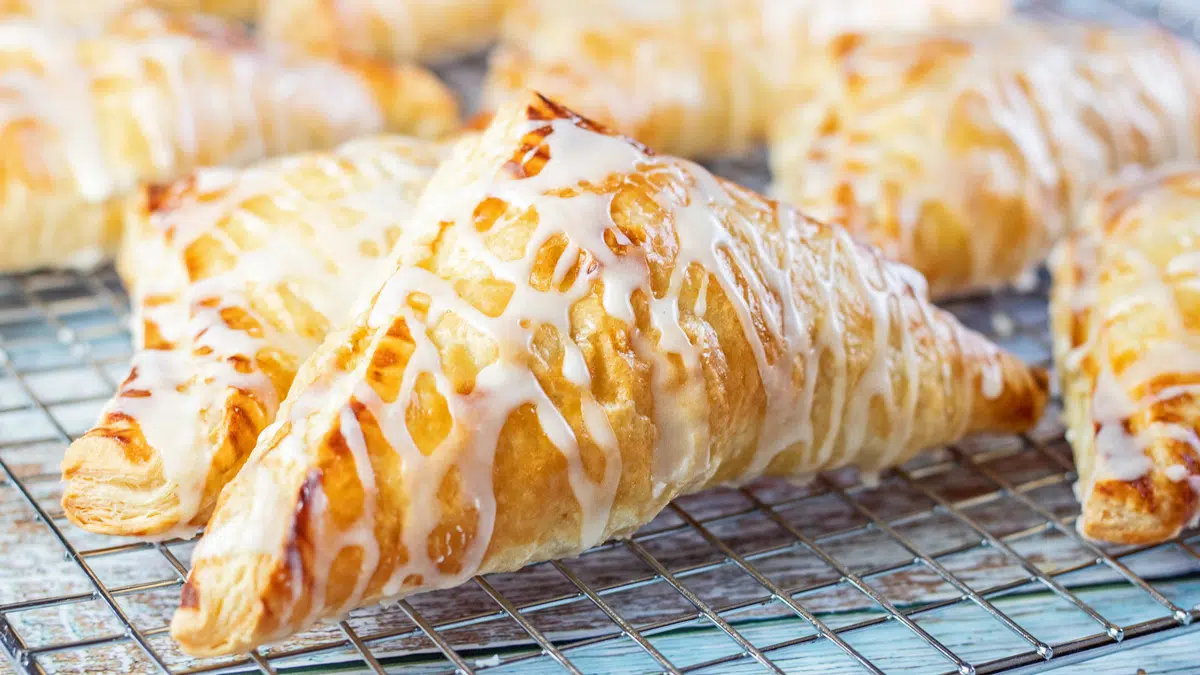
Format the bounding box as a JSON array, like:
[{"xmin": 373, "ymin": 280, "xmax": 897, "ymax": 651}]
[
  {"xmin": 172, "ymin": 93, "xmax": 1046, "ymax": 656},
  {"xmin": 1052, "ymin": 167, "xmax": 1200, "ymax": 545},
  {"xmin": 61, "ymin": 136, "xmax": 446, "ymax": 538},
  {"xmin": 483, "ymin": 0, "xmax": 1009, "ymax": 158},
  {"xmin": 771, "ymin": 21, "xmax": 1200, "ymax": 297},
  {"xmin": 0, "ymin": 8, "xmax": 456, "ymax": 273}
]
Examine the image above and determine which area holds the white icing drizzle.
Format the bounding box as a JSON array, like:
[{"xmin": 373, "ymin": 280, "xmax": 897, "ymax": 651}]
[
  {"xmin": 772, "ymin": 20, "xmax": 1200, "ymax": 295},
  {"xmin": 1166, "ymin": 463, "xmax": 1189, "ymax": 482},
  {"xmin": 0, "ymin": 9, "xmax": 390, "ymax": 220},
  {"xmin": 98, "ymin": 136, "xmax": 443, "ymax": 532},
  {"xmin": 493, "ymin": 0, "xmax": 1004, "ymax": 157},
  {"xmin": 1059, "ymin": 167, "xmax": 1200, "ymax": 512},
  {"xmin": 191, "ymin": 108, "xmax": 1021, "ymax": 640}
]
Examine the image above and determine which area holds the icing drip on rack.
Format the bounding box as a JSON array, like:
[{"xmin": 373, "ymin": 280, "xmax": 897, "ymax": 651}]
[
  {"xmin": 100, "ymin": 136, "xmax": 442, "ymax": 533},
  {"xmin": 0, "ymin": 9, "xmax": 388, "ymax": 211},
  {"xmin": 192, "ymin": 103, "xmax": 1020, "ymax": 636}
]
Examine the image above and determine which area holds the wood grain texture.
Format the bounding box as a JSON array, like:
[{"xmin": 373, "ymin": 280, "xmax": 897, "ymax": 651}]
[{"xmin": 1056, "ymin": 631, "xmax": 1200, "ymax": 674}]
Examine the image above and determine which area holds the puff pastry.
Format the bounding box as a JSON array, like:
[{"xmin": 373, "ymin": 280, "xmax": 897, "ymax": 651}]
[
  {"xmin": 1052, "ymin": 165, "xmax": 1200, "ymax": 545},
  {"xmin": 770, "ymin": 21, "xmax": 1200, "ymax": 298},
  {"xmin": 0, "ymin": 9, "xmax": 457, "ymax": 273},
  {"xmin": 259, "ymin": 0, "xmax": 509, "ymax": 64},
  {"xmin": 171, "ymin": 93, "xmax": 1048, "ymax": 656},
  {"xmin": 60, "ymin": 135, "xmax": 447, "ymax": 538},
  {"xmin": 0, "ymin": 0, "xmax": 258, "ymax": 24},
  {"xmin": 483, "ymin": 0, "xmax": 1009, "ymax": 158}
]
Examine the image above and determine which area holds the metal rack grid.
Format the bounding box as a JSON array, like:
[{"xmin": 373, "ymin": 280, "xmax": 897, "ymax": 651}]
[
  {"xmin": 2, "ymin": 268, "xmax": 1199, "ymax": 675},
  {"xmin": 2, "ymin": 1, "xmax": 1200, "ymax": 674}
]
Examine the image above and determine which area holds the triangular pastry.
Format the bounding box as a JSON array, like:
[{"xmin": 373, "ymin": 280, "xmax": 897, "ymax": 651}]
[
  {"xmin": 171, "ymin": 93, "xmax": 1048, "ymax": 656},
  {"xmin": 770, "ymin": 21, "xmax": 1200, "ymax": 298},
  {"xmin": 0, "ymin": 8, "xmax": 457, "ymax": 273},
  {"xmin": 483, "ymin": 0, "xmax": 1009, "ymax": 158},
  {"xmin": 260, "ymin": 0, "xmax": 510, "ymax": 64},
  {"xmin": 60, "ymin": 135, "xmax": 448, "ymax": 538},
  {"xmin": 0, "ymin": 0, "xmax": 257, "ymax": 24},
  {"xmin": 1053, "ymin": 165, "xmax": 1200, "ymax": 545}
]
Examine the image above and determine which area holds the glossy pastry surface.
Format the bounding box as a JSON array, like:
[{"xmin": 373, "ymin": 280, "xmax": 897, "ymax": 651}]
[
  {"xmin": 61, "ymin": 135, "xmax": 447, "ymax": 538},
  {"xmin": 484, "ymin": 0, "xmax": 1010, "ymax": 158},
  {"xmin": 171, "ymin": 93, "xmax": 1047, "ymax": 656},
  {"xmin": 0, "ymin": 9, "xmax": 456, "ymax": 272},
  {"xmin": 1053, "ymin": 165, "xmax": 1200, "ymax": 545},
  {"xmin": 770, "ymin": 21, "xmax": 1200, "ymax": 297}
]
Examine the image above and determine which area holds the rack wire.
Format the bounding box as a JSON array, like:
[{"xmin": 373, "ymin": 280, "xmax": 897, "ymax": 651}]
[{"xmin": 2, "ymin": 1, "xmax": 1200, "ymax": 674}]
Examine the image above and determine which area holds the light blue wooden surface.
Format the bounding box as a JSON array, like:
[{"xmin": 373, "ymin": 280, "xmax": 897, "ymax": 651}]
[
  {"xmin": 3, "ymin": 580, "xmax": 1197, "ymax": 674},
  {"xmin": 318, "ymin": 578, "xmax": 1200, "ymax": 674}
]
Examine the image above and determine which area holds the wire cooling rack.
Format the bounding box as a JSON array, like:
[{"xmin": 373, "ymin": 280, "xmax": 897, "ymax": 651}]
[{"xmin": 3, "ymin": 1, "xmax": 1200, "ymax": 674}]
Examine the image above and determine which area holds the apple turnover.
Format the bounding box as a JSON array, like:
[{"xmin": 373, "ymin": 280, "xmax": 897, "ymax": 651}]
[
  {"xmin": 1053, "ymin": 165, "xmax": 1200, "ymax": 544},
  {"xmin": 61, "ymin": 135, "xmax": 447, "ymax": 538},
  {"xmin": 0, "ymin": 0, "xmax": 258, "ymax": 24},
  {"xmin": 171, "ymin": 93, "xmax": 1048, "ymax": 656},
  {"xmin": 770, "ymin": 21, "xmax": 1200, "ymax": 297},
  {"xmin": 484, "ymin": 0, "xmax": 1010, "ymax": 158},
  {"xmin": 0, "ymin": 8, "xmax": 456, "ymax": 272}
]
